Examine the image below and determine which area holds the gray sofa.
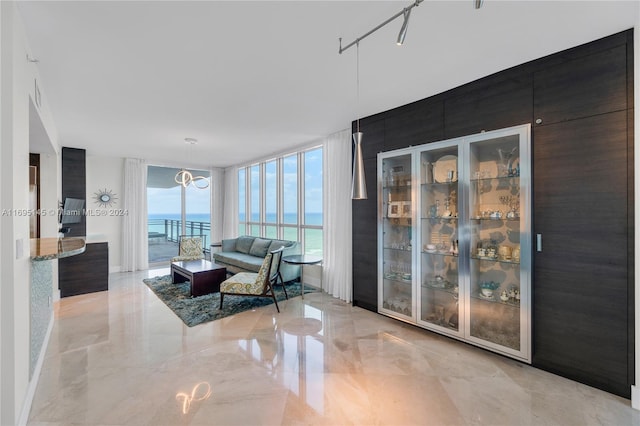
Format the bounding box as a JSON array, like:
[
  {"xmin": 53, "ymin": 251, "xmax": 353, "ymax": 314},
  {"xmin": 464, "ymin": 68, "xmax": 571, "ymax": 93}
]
[{"xmin": 212, "ymin": 235, "xmax": 301, "ymax": 282}]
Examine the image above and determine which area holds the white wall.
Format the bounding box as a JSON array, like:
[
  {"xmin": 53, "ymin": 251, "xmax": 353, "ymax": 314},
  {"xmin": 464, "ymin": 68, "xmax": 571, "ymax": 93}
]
[
  {"xmin": 0, "ymin": 2, "xmax": 59, "ymax": 424},
  {"xmin": 86, "ymin": 155, "xmax": 124, "ymax": 272}
]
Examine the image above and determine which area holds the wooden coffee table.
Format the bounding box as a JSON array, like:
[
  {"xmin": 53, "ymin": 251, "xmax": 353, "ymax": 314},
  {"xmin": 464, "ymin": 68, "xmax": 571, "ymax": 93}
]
[{"xmin": 171, "ymin": 259, "xmax": 227, "ymax": 297}]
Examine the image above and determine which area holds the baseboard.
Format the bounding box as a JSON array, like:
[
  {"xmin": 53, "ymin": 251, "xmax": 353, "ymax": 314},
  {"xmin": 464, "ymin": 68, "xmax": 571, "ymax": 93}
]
[
  {"xmin": 109, "ymin": 265, "xmax": 121, "ymax": 274},
  {"xmin": 632, "ymin": 385, "xmax": 640, "ymax": 411},
  {"xmin": 17, "ymin": 311, "xmax": 54, "ymax": 425}
]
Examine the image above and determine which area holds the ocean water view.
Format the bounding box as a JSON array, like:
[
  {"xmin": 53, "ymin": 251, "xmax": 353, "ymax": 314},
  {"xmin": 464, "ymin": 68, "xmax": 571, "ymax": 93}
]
[{"xmin": 148, "ymin": 212, "xmax": 323, "ymax": 255}]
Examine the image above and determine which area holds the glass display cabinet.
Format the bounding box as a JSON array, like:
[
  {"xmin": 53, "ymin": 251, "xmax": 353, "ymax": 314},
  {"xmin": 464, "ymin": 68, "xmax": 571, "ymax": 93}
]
[
  {"xmin": 378, "ymin": 124, "xmax": 531, "ymax": 362},
  {"xmin": 378, "ymin": 149, "xmax": 414, "ymax": 320},
  {"xmin": 417, "ymin": 142, "xmax": 462, "ymax": 337},
  {"xmin": 465, "ymin": 128, "xmax": 530, "ymax": 360}
]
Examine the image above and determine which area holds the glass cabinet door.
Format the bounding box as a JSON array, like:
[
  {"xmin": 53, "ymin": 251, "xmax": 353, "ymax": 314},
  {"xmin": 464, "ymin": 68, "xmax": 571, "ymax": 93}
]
[
  {"xmin": 380, "ymin": 153, "xmax": 414, "ymax": 318},
  {"xmin": 418, "ymin": 145, "xmax": 461, "ymax": 333},
  {"xmin": 466, "ymin": 129, "xmax": 529, "ymax": 358}
]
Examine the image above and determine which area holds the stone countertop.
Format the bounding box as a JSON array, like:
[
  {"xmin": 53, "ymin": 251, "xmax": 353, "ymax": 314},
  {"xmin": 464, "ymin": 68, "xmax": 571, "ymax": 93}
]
[{"xmin": 30, "ymin": 237, "xmax": 86, "ymax": 261}]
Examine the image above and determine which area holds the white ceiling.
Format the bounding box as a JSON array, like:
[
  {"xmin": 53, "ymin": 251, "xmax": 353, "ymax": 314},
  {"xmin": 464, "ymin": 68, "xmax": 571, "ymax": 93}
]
[{"xmin": 19, "ymin": 1, "xmax": 638, "ymax": 169}]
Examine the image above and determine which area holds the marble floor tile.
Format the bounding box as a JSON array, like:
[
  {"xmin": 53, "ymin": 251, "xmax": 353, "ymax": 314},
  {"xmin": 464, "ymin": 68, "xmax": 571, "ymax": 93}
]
[{"xmin": 27, "ymin": 268, "xmax": 640, "ymax": 425}]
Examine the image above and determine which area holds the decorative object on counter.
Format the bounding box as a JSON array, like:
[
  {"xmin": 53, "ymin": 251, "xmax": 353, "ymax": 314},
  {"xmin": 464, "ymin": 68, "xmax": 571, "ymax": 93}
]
[{"xmin": 500, "ymin": 290, "xmax": 509, "ymax": 302}]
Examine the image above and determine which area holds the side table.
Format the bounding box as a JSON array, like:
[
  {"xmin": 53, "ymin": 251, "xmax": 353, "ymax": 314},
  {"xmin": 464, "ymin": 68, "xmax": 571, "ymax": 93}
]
[{"xmin": 282, "ymin": 255, "xmax": 323, "ymax": 299}]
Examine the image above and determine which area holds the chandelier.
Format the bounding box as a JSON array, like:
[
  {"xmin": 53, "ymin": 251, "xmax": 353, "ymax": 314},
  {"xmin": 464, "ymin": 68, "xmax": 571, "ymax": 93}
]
[{"xmin": 175, "ymin": 138, "xmax": 210, "ymax": 189}]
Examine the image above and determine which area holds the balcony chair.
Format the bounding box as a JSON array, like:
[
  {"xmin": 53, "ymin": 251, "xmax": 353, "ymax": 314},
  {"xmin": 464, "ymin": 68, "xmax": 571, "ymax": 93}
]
[
  {"xmin": 171, "ymin": 235, "xmax": 206, "ymax": 262},
  {"xmin": 219, "ymin": 248, "xmax": 284, "ymax": 313}
]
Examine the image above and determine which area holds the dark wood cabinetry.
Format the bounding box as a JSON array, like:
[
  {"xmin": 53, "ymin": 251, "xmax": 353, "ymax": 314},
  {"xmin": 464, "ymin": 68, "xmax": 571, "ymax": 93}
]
[
  {"xmin": 532, "ymin": 111, "xmax": 631, "ymax": 397},
  {"xmin": 59, "ymin": 242, "xmax": 109, "ymax": 297},
  {"xmin": 61, "ymin": 147, "xmax": 86, "ymax": 237},
  {"xmin": 533, "ymin": 44, "xmax": 628, "ymax": 126},
  {"xmin": 352, "ymin": 29, "xmax": 633, "ymax": 398}
]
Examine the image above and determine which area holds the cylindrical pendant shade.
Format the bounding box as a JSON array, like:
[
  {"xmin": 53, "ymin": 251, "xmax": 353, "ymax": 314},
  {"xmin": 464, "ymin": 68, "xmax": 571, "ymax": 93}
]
[{"xmin": 351, "ymin": 132, "xmax": 367, "ymax": 200}]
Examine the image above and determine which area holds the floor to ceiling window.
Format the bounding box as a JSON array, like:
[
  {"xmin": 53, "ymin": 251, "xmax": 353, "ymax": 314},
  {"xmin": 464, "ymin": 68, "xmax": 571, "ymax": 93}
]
[
  {"xmin": 147, "ymin": 166, "xmax": 211, "ymax": 263},
  {"xmin": 237, "ymin": 146, "xmax": 323, "ymax": 255}
]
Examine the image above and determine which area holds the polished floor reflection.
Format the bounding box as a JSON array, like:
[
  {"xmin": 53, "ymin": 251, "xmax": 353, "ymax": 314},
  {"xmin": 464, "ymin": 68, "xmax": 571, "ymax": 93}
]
[{"xmin": 28, "ymin": 268, "xmax": 639, "ymax": 425}]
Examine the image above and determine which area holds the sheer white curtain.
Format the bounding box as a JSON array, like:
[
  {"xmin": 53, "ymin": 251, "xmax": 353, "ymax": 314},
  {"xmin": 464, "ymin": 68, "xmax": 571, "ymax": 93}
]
[
  {"xmin": 209, "ymin": 167, "xmax": 224, "ymax": 245},
  {"xmin": 121, "ymin": 158, "xmax": 148, "ymax": 271},
  {"xmin": 222, "ymin": 166, "xmax": 238, "ymax": 240},
  {"xmin": 322, "ymin": 129, "xmax": 353, "ymax": 302}
]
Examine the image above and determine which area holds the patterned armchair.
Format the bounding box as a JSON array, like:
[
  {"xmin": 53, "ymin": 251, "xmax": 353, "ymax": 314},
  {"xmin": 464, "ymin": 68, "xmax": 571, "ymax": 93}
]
[
  {"xmin": 171, "ymin": 235, "xmax": 205, "ymax": 262},
  {"xmin": 219, "ymin": 248, "xmax": 283, "ymax": 312}
]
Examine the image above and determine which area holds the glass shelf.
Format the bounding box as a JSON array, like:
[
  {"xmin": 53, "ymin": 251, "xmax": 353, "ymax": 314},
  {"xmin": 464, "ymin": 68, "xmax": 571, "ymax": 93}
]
[
  {"xmin": 422, "ymin": 250, "xmax": 458, "ymax": 257},
  {"xmin": 421, "ymin": 182, "xmax": 458, "ymax": 187},
  {"xmin": 470, "ymin": 256, "xmax": 520, "ymax": 265},
  {"xmin": 383, "ymin": 247, "xmax": 412, "ymax": 252},
  {"xmin": 421, "ymin": 216, "xmax": 458, "ymax": 220},
  {"xmin": 471, "ymin": 293, "xmax": 521, "ymax": 307},
  {"xmin": 470, "ymin": 217, "xmax": 520, "ymax": 222}
]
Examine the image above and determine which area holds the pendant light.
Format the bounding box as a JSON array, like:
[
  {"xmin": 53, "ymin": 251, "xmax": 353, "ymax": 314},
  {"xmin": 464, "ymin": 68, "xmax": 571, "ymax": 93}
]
[
  {"xmin": 351, "ymin": 41, "xmax": 367, "ymax": 200},
  {"xmin": 175, "ymin": 138, "xmax": 210, "ymax": 189}
]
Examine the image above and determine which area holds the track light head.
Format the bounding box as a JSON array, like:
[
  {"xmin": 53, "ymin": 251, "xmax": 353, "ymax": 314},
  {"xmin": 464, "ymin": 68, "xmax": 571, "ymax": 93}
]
[
  {"xmin": 396, "ymin": 8, "xmax": 412, "ymax": 46},
  {"xmin": 475, "ymin": 0, "xmax": 483, "ymax": 9}
]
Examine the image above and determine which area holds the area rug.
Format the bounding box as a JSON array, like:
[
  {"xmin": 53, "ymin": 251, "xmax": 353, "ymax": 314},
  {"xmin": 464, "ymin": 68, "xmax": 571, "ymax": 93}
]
[{"xmin": 142, "ymin": 275, "xmax": 315, "ymax": 327}]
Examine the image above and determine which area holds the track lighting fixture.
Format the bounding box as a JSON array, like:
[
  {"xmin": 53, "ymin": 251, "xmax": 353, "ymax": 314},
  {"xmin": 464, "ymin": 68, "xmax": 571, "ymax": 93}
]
[
  {"xmin": 351, "ymin": 42, "xmax": 367, "ymax": 200},
  {"xmin": 475, "ymin": 0, "xmax": 484, "ymax": 9},
  {"xmin": 397, "ymin": 8, "xmax": 412, "ymax": 46}
]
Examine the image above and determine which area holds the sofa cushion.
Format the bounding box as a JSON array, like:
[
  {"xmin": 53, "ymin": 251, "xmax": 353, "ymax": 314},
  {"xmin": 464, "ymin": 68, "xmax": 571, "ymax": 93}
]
[
  {"xmin": 268, "ymin": 239, "xmax": 291, "ymax": 253},
  {"xmin": 249, "ymin": 237, "xmax": 271, "ymax": 258},
  {"xmin": 221, "ymin": 238, "xmax": 237, "ymax": 252},
  {"xmin": 213, "ymin": 252, "xmax": 264, "ymax": 272},
  {"xmin": 235, "ymin": 236, "xmax": 255, "ymax": 254}
]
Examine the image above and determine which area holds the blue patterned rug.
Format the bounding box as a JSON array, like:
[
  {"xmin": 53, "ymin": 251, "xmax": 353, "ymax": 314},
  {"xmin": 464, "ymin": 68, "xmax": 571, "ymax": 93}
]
[{"xmin": 142, "ymin": 275, "xmax": 314, "ymax": 327}]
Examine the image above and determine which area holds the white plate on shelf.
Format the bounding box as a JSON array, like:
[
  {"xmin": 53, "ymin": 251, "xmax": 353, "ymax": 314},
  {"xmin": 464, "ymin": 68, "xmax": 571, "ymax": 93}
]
[{"xmin": 433, "ymin": 155, "xmax": 457, "ymax": 183}]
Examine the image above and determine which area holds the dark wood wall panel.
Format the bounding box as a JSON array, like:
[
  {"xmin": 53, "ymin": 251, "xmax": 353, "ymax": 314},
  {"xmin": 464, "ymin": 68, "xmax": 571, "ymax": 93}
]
[
  {"xmin": 61, "ymin": 147, "xmax": 86, "ymax": 237},
  {"xmin": 59, "ymin": 242, "xmax": 109, "ymax": 297},
  {"xmin": 352, "ymin": 157, "xmax": 378, "ymax": 311},
  {"xmin": 384, "ymin": 100, "xmax": 445, "ymax": 151},
  {"xmin": 533, "ymin": 44, "xmax": 628, "ymax": 125},
  {"xmin": 357, "ymin": 117, "xmax": 385, "ymax": 160},
  {"xmin": 444, "ymin": 76, "xmax": 533, "ymax": 139},
  {"xmin": 532, "ymin": 111, "xmax": 630, "ymax": 396}
]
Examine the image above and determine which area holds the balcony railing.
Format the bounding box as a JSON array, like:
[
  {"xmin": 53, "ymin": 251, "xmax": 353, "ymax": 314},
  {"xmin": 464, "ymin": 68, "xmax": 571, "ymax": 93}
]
[{"xmin": 148, "ymin": 219, "xmax": 211, "ymax": 259}]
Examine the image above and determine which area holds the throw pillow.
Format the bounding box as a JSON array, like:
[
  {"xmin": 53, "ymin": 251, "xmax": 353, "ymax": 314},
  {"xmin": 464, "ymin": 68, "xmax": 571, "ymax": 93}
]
[
  {"xmin": 249, "ymin": 238, "xmax": 271, "ymax": 258},
  {"xmin": 268, "ymin": 240, "xmax": 291, "ymax": 253},
  {"xmin": 236, "ymin": 236, "xmax": 255, "ymax": 254},
  {"xmin": 221, "ymin": 238, "xmax": 236, "ymax": 252}
]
